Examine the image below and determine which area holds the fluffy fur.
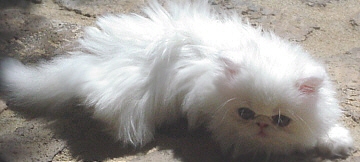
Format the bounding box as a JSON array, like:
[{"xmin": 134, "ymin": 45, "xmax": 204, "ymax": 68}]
[{"xmin": 0, "ymin": 0, "xmax": 353, "ymax": 158}]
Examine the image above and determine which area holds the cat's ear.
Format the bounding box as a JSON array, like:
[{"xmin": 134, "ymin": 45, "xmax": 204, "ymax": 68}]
[
  {"xmin": 297, "ymin": 66, "xmax": 326, "ymax": 94},
  {"xmin": 219, "ymin": 57, "xmax": 241, "ymax": 80},
  {"xmin": 297, "ymin": 77, "xmax": 323, "ymax": 94},
  {"xmin": 214, "ymin": 56, "xmax": 241, "ymax": 96}
]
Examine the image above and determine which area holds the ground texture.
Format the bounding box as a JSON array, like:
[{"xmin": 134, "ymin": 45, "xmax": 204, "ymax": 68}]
[{"xmin": 0, "ymin": 0, "xmax": 359, "ymax": 162}]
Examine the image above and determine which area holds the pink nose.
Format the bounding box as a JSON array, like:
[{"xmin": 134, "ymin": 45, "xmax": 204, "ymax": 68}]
[{"xmin": 256, "ymin": 122, "xmax": 269, "ymax": 128}]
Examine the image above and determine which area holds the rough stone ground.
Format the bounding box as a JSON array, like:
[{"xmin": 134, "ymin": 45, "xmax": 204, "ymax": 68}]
[{"xmin": 0, "ymin": 0, "xmax": 359, "ymax": 161}]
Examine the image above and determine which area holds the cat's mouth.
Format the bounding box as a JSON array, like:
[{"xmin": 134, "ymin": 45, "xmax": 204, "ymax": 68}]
[{"xmin": 257, "ymin": 131, "xmax": 267, "ymax": 137}]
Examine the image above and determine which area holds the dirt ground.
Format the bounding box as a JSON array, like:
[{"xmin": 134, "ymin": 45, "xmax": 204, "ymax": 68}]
[{"xmin": 0, "ymin": 0, "xmax": 359, "ymax": 162}]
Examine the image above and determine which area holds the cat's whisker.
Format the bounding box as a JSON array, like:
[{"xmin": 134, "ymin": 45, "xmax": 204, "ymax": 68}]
[
  {"xmin": 214, "ymin": 98, "xmax": 237, "ymax": 124},
  {"xmin": 215, "ymin": 97, "xmax": 237, "ymax": 113},
  {"xmin": 287, "ymin": 110, "xmax": 315, "ymax": 136}
]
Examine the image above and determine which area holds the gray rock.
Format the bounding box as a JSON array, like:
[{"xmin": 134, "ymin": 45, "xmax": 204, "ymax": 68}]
[
  {"xmin": 323, "ymin": 48, "xmax": 360, "ymax": 118},
  {"xmin": 0, "ymin": 8, "xmax": 81, "ymax": 62},
  {"xmin": 0, "ymin": 0, "xmax": 359, "ymax": 162},
  {"xmin": 0, "ymin": 121, "xmax": 66, "ymax": 162}
]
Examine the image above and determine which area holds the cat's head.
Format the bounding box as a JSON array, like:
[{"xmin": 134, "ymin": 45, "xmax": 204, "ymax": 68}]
[{"xmin": 204, "ymin": 46, "xmax": 341, "ymax": 156}]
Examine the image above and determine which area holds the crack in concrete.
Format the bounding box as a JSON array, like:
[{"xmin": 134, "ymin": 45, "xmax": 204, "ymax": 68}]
[
  {"xmin": 51, "ymin": 145, "xmax": 66, "ymax": 161},
  {"xmin": 294, "ymin": 26, "xmax": 321, "ymax": 42},
  {"xmin": 54, "ymin": 2, "xmax": 96, "ymax": 18}
]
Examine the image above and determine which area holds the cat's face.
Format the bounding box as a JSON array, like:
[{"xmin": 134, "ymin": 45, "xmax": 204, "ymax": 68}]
[
  {"xmin": 209, "ymin": 96, "xmax": 310, "ymax": 155},
  {"xmin": 209, "ymin": 84, "xmax": 313, "ymax": 155},
  {"xmin": 206, "ymin": 52, "xmax": 339, "ymax": 156}
]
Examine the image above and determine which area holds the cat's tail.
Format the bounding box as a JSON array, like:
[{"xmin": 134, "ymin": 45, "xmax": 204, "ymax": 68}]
[{"xmin": 0, "ymin": 56, "xmax": 93, "ymax": 109}]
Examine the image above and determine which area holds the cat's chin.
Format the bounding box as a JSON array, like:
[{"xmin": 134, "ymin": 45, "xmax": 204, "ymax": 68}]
[
  {"xmin": 254, "ymin": 129, "xmax": 280, "ymax": 139},
  {"xmin": 257, "ymin": 131, "xmax": 267, "ymax": 138},
  {"xmin": 217, "ymin": 136, "xmax": 295, "ymax": 157},
  {"xmin": 222, "ymin": 142, "xmax": 296, "ymax": 159}
]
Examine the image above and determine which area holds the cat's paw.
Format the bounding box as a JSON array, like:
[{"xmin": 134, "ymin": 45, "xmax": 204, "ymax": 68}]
[{"xmin": 316, "ymin": 125, "xmax": 354, "ymax": 158}]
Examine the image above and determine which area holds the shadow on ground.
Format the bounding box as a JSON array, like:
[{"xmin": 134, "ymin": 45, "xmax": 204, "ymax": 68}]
[
  {"xmin": 0, "ymin": 0, "xmax": 82, "ymax": 62},
  {"xmin": 4, "ymin": 103, "xmax": 337, "ymax": 162}
]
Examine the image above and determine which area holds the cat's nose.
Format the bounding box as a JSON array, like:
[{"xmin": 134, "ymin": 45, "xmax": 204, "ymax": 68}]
[{"xmin": 256, "ymin": 122, "xmax": 269, "ymax": 128}]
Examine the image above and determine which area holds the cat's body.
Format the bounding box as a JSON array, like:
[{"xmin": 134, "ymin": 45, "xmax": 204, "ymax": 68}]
[{"xmin": 0, "ymin": 0, "xmax": 353, "ymax": 158}]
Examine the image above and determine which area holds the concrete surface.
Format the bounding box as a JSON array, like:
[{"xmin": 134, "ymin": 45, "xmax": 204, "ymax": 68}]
[{"xmin": 0, "ymin": 0, "xmax": 359, "ymax": 161}]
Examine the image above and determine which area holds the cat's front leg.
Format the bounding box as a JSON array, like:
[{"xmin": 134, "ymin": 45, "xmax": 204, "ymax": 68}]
[{"xmin": 316, "ymin": 124, "xmax": 354, "ymax": 158}]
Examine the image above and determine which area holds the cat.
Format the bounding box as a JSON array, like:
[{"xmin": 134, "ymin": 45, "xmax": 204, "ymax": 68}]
[{"xmin": 0, "ymin": 0, "xmax": 353, "ymax": 158}]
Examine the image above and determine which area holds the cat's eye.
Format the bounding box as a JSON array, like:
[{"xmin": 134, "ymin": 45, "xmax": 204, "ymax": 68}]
[
  {"xmin": 238, "ymin": 107, "xmax": 255, "ymax": 120},
  {"xmin": 272, "ymin": 115, "xmax": 291, "ymax": 127}
]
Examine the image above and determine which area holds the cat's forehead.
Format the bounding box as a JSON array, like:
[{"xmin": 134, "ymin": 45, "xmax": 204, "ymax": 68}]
[
  {"xmin": 239, "ymin": 86, "xmax": 294, "ymax": 115},
  {"xmin": 233, "ymin": 96, "xmax": 284, "ymax": 116},
  {"xmin": 248, "ymin": 98, "xmax": 282, "ymax": 116}
]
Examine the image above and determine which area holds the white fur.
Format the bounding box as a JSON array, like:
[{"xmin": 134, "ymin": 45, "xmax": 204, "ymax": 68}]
[
  {"xmin": 0, "ymin": 0, "xmax": 353, "ymax": 158},
  {"xmin": 317, "ymin": 125, "xmax": 354, "ymax": 157}
]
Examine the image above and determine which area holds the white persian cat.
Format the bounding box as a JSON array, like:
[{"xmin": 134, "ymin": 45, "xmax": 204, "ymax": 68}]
[{"xmin": 0, "ymin": 0, "xmax": 353, "ymax": 158}]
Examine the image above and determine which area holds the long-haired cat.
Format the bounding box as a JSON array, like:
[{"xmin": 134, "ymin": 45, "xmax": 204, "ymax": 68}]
[{"xmin": 0, "ymin": 0, "xmax": 353, "ymax": 158}]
